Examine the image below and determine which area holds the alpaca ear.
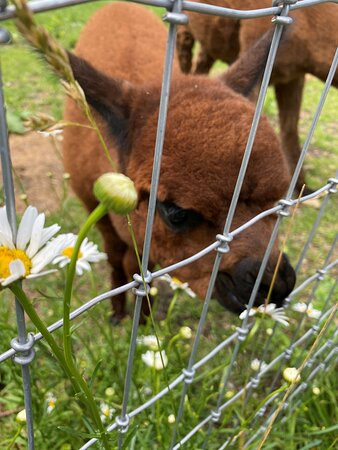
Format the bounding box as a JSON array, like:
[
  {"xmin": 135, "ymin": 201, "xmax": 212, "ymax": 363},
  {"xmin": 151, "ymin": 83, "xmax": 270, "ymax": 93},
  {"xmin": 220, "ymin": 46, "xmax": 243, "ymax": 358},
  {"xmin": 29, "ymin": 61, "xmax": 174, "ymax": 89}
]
[
  {"xmin": 67, "ymin": 52, "xmax": 137, "ymax": 150},
  {"xmin": 221, "ymin": 29, "xmax": 275, "ymax": 97}
]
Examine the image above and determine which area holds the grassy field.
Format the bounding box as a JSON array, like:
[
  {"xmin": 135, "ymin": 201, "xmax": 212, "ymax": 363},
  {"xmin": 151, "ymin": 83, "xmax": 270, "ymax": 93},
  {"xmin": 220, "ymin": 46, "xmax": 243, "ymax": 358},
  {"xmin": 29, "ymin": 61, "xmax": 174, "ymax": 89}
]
[{"xmin": 0, "ymin": 1, "xmax": 337, "ymax": 449}]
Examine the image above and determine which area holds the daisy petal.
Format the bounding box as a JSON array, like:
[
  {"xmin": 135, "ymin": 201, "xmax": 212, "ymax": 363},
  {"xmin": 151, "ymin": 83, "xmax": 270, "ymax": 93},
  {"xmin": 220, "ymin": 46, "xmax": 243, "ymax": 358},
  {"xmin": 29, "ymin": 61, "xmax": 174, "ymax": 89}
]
[
  {"xmin": 26, "ymin": 269, "xmax": 57, "ymax": 280},
  {"xmin": 0, "ymin": 206, "xmax": 14, "ymax": 248},
  {"xmin": 16, "ymin": 206, "xmax": 38, "ymax": 250},
  {"xmin": 40, "ymin": 224, "xmax": 61, "ymax": 248},
  {"xmin": 26, "ymin": 213, "xmax": 46, "ymax": 258},
  {"xmin": 2, "ymin": 259, "xmax": 26, "ymax": 286}
]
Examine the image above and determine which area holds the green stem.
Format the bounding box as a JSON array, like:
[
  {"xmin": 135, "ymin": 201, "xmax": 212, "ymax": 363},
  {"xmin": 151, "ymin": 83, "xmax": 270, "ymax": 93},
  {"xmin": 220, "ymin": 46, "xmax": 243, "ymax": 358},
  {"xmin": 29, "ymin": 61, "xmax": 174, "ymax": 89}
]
[
  {"xmin": 9, "ymin": 283, "xmax": 81, "ymax": 394},
  {"xmin": 6, "ymin": 424, "xmax": 23, "ymax": 450},
  {"xmin": 62, "ymin": 202, "xmax": 109, "ymax": 446},
  {"xmin": 63, "ymin": 202, "xmax": 107, "ymax": 365}
]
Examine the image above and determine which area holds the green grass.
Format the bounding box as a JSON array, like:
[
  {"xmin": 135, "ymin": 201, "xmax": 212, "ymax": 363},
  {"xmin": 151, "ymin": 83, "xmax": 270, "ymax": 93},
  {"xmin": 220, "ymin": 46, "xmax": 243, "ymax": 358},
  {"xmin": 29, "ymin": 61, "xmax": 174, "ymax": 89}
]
[{"xmin": 0, "ymin": 2, "xmax": 337, "ymax": 449}]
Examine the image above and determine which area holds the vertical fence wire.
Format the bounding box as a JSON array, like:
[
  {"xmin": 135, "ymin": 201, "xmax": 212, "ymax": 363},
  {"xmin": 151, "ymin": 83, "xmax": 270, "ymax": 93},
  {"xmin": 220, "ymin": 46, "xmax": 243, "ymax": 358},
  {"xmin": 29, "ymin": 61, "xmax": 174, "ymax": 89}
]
[
  {"xmin": 238, "ymin": 47, "xmax": 338, "ymax": 409},
  {"xmin": 0, "ymin": 68, "xmax": 35, "ymax": 449},
  {"xmin": 169, "ymin": 6, "xmax": 293, "ymax": 448},
  {"xmin": 116, "ymin": 2, "xmax": 183, "ymax": 447}
]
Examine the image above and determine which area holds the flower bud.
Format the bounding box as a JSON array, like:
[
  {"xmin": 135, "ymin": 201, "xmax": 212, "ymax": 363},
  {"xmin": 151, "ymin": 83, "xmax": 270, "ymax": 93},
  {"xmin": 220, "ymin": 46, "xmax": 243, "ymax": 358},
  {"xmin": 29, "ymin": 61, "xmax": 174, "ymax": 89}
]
[
  {"xmin": 168, "ymin": 414, "xmax": 176, "ymax": 424},
  {"xmin": 312, "ymin": 387, "xmax": 320, "ymax": 395},
  {"xmin": 16, "ymin": 409, "xmax": 26, "ymax": 423},
  {"xmin": 94, "ymin": 173, "xmax": 138, "ymax": 215},
  {"xmin": 283, "ymin": 367, "xmax": 301, "ymax": 384},
  {"xmin": 180, "ymin": 326, "xmax": 192, "ymax": 339},
  {"xmin": 105, "ymin": 387, "xmax": 115, "ymax": 397}
]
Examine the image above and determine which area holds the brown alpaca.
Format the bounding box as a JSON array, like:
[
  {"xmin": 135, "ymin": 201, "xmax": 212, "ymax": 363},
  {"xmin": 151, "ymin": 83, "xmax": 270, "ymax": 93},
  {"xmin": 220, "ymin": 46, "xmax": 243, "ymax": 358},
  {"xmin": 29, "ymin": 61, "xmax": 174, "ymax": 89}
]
[
  {"xmin": 177, "ymin": 0, "xmax": 338, "ymax": 192},
  {"xmin": 63, "ymin": 2, "xmax": 296, "ymax": 321}
]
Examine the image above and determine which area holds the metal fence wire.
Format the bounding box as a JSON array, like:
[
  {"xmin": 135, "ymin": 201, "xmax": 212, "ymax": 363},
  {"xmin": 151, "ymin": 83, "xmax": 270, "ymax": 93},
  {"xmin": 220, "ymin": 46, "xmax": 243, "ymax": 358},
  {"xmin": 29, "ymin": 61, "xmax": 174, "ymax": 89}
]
[{"xmin": 0, "ymin": 0, "xmax": 337, "ymax": 448}]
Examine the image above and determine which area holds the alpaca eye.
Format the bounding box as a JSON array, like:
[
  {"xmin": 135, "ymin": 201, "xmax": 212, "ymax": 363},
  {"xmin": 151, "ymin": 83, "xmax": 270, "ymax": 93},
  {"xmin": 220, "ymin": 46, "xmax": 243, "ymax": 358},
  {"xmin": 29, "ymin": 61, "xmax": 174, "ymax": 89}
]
[{"xmin": 156, "ymin": 201, "xmax": 203, "ymax": 232}]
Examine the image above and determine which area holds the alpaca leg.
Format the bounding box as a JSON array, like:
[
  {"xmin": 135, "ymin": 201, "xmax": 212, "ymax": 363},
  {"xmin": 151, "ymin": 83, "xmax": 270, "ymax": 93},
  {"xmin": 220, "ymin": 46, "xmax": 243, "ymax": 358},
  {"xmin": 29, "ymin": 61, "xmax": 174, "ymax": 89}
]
[
  {"xmin": 274, "ymin": 75, "xmax": 310, "ymax": 193},
  {"xmin": 194, "ymin": 48, "xmax": 215, "ymax": 75},
  {"xmin": 176, "ymin": 25, "xmax": 195, "ymax": 74}
]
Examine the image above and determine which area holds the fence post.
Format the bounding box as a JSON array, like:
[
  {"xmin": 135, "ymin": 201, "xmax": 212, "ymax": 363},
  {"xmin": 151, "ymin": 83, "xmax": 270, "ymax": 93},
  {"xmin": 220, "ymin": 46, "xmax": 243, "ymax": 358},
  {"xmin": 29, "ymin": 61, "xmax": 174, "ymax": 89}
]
[{"xmin": 0, "ymin": 68, "xmax": 35, "ymax": 449}]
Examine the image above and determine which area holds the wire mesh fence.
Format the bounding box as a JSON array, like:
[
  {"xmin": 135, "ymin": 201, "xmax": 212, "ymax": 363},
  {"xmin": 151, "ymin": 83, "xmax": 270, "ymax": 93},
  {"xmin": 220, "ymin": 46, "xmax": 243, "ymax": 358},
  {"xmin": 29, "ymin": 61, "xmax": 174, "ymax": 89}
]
[{"xmin": 0, "ymin": 0, "xmax": 337, "ymax": 448}]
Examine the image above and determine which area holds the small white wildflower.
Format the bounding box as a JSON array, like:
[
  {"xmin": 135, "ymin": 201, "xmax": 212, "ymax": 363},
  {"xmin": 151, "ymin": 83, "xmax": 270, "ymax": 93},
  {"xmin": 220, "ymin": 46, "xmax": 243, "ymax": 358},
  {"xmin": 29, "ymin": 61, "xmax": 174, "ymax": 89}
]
[
  {"xmin": 168, "ymin": 414, "xmax": 176, "ymax": 424},
  {"xmin": 62, "ymin": 172, "xmax": 71, "ymax": 180},
  {"xmin": 266, "ymin": 328, "xmax": 273, "ymax": 336},
  {"xmin": 250, "ymin": 358, "xmax": 268, "ymax": 372},
  {"xmin": 52, "ymin": 233, "xmax": 107, "ymax": 276},
  {"xmin": 137, "ymin": 335, "xmax": 161, "ymax": 350},
  {"xmin": 16, "ymin": 409, "xmax": 26, "ymax": 423},
  {"xmin": 141, "ymin": 350, "xmax": 168, "ymax": 370},
  {"xmin": 46, "ymin": 392, "xmax": 57, "ymax": 413},
  {"xmin": 19, "ymin": 194, "xmax": 27, "ymax": 201},
  {"xmin": 0, "ymin": 205, "xmax": 70, "ymax": 287},
  {"xmin": 292, "ymin": 302, "xmax": 321, "ymax": 319},
  {"xmin": 99, "ymin": 402, "xmax": 115, "ymax": 423},
  {"xmin": 283, "ymin": 367, "xmax": 301, "ymax": 384},
  {"xmin": 239, "ymin": 303, "xmax": 289, "ymax": 327},
  {"xmin": 179, "ymin": 326, "xmax": 192, "ymax": 339},
  {"xmin": 312, "ymin": 387, "xmax": 320, "ymax": 395},
  {"xmin": 160, "ymin": 274, "xmax": 196, "ymax": 298}
]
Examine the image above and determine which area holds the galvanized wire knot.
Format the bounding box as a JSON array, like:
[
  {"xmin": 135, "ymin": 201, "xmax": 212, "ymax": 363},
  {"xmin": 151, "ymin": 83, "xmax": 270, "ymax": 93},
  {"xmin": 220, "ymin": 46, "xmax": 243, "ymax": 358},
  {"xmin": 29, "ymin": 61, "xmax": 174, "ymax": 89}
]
[
  {"xmin": 236, "ymin": 326, "xmax": 249, "ymax": 342},
  {"xmin": 132, "ymin": 271, "xmax": 152, "ymax": 297},
  {"xmin": 305, "ymin": 357, "xmax": 314, "ymax": 369},
  {"xmin": 316, "ymin": 268, "xmax": 326, "ymax": 281},
  {"xmin": 115, "ymin": 414, "xmax": 130, "ymax": 433},
  {"xmin": 278, "ymin": 199, "xmax": 293, "ymax": 217},
  {"xmin": 163, "ymin": 12, "xmax": 188, "ymax": 25},
  {"xmin": 182, "ymin": 367, "xmax": 195, "ymax": 384},
  {"xmin": 311, "ymin": 324, "xmax": 320, "ymax": 334},
  {"xmin": 11, "ymin": 333, "xmax": 35, "ymax": 365},
  {"xmin": 251, "ymin": 376, "xmax": 260, "ymax": 389},
  {"xmin": 211, "ymin": 409, "xmax": 221, "ymax": 423},
  {"xmin": 328, "ymin": 177, "xmax": 338, "ymax": 194},
  {"xmin": 257, "ymin": 406, "xmax": 266, "ymax": 417},
  {"xmin": 284, "ymin": 347, "xmax": 293, "ymax": 360},
  {"xmin": 216, "ymin": 233, "xmax": 233, "ymax": 254}
]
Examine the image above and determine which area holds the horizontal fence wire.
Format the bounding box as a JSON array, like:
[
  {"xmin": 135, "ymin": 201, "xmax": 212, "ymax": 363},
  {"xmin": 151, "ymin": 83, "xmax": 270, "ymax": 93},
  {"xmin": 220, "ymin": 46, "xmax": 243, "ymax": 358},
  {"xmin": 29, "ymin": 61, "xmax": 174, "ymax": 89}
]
[{"xmin": 0, "ymin": 0, "xmax": 337, "ymax": 448}]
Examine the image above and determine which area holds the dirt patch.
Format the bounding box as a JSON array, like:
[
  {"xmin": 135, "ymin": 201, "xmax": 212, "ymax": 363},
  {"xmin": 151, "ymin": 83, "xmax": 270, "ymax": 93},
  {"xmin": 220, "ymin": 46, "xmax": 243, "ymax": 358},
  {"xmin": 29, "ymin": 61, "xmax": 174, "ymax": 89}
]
[{"xmin": 1, "ymin": 132, "xmax": 72, "ymax": 214}]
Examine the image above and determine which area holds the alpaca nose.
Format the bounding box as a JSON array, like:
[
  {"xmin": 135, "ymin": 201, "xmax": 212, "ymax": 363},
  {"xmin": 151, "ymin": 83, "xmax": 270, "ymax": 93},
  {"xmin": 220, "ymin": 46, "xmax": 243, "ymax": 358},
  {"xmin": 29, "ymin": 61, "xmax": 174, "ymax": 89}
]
[{"xmin": 214, "ymin": 253, "xmax": 296, "ymax": 313}]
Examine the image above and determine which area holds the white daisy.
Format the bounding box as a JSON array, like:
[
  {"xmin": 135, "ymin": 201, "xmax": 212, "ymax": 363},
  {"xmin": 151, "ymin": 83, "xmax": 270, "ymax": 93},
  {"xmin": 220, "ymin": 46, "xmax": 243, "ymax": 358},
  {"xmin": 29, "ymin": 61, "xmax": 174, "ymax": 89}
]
[
  {"xmin": 136, "ymin": 335, "xmax": 162, "ymax": 350},
  {"xmin": 250, "ymin": 358, "xmax": 268, "ymax": 372},
  {"xmin": 141, "ymin": 350, "xmax": 168, "ymax": 371},
  {"xmin": 99, "ymin": 402, "xmax": 115, "ymax": 423},
  {"xmin": 46, "ymin": 392, "xmax": 57, "ymax": 413},
  {"xmin": 52, "ymin": 233, "xmax": 107, "ymax": 276},
  {"xmin": 292, "ymin": 302, "xmax": 321, "ymax": 319},
  {"xmin": 0, "ymin": 205, "xmax": 69, "ymax": 287},
  {"xmin": 239, "ymin": 303, "xmax": 289, "ymax": 327},
  {"xmin": 160, "ymin": 274, "xmax": 196, "ymax": 298}
]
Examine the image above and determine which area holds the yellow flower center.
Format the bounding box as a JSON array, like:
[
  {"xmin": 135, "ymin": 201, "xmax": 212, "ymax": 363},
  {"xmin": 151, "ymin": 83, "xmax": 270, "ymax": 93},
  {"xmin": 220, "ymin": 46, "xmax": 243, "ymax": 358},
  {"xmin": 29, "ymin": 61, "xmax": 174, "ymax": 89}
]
[
  {"xmin": 62, "ymin": 247, "xmax": 83, "ymax": 259},
  {"xmin": 172, "ymin": 277, "xmax": 183, "ymax": 286},
  {"xmin": 0, "ymin": 247, "xmax": 32, "ymax": 279},
  {"xmin": 48, "ymin": 400, "xmax": 55, "ymax": 409}
]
